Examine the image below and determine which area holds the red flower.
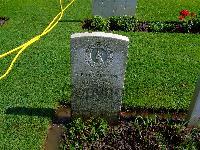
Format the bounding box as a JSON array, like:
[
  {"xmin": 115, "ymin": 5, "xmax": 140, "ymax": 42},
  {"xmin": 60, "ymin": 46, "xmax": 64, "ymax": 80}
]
[
  {"xmin": 178, "ymin": 15, "xmax": 185, "ymax": 21},
  {"xmin": 180, "ymin": 10, "xmax": 190, "ymax": 17}
]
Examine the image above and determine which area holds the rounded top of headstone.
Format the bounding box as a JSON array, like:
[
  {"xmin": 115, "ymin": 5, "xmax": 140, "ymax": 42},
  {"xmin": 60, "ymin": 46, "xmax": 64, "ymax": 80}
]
[{"xmin": 71, "ymin": 32, "xmax": 129, "ymax": 42}]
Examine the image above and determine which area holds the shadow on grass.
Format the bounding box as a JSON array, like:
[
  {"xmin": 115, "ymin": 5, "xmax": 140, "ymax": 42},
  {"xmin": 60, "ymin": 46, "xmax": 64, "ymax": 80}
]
[
  {"xmin": 5, "ymin": 103, "xmax": 71, "ymax": 125},
  {"xmin": 4, "ymin": 82, "xmax": 72, "ymax": 119},
  {"xmin": 5, "ymin": 107, "xmax": 55, "ymax": 118}
]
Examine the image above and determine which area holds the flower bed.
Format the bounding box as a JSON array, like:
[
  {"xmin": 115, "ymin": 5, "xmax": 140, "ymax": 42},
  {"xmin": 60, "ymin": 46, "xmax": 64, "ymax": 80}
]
[
  {"xmin": 82, "ymin": 10, "xmax": 200, "ymax": 34},
  {"xmin": 61, "ymin": 116, "xmax": 200, "ymax": 149}
]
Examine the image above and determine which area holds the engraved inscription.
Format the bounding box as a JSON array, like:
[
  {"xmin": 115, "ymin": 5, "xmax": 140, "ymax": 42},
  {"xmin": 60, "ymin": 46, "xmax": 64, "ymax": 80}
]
[
  {"xmin": 75, "ymin": 72, "xmax": 118, "ymax": 79},
  {"xmin": 70, "ymin": 32, "xmax": 129, "ymax": 121},
  {"xmin": 91, "ymin": 48, "xmax": 107, "ymax": 63},
  {"xmin": 85, "ymin": 43, "xmax": 113, "ymax": 67},
  {"xmin": 75, "ymin": 87, "xmax": 115, "ymax": 101}
]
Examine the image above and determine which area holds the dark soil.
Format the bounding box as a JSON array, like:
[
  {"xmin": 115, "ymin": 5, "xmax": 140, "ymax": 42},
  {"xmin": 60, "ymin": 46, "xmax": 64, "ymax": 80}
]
[
  {"xmin": 87, "ymin": 120, "xmax": 200, "ymax": 150},
  {"xmin": 63, "ymin": 117, "xmax": 200, "ymax": 150},
  {"xmin": 44, "ymin": 105, "xmax": 71, "ymax": 150},
  {"xmin": 44, "ymin": 124, "xmax": 64, "ymax": 150},
  {"xmin": 45, "ymin": 103, "xmax": 200, "ymax": 150}
]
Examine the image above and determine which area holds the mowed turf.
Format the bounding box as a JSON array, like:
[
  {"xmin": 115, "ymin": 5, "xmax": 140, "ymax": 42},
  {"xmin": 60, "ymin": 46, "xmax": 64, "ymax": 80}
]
[
  {"xmin": 136, "ymin": 0, "xmax": 200, "ymax": 21},
  {"xmin": 0, "ymin": 0, "xmax": 200, "ymax": 149},
  {"xmin": 0, "ymin": 0, "xmax": 91, "ymax": 149},
  {"xmin": 123, "ymin": 32, "xmax": 200, "ymax": 109}
]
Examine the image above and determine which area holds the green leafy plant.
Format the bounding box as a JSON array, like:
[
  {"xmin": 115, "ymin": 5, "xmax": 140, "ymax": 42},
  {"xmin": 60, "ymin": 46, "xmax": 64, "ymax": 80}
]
[
  {"xmin": 109, "ymin": 16, "xmax": 137, "ymax": 31},
  {"xmin": 82, "ymin": 12, "xmax": 200, "ymax": 34},
  {"xmin": 62, "ymin": 115, "xmax": 200, "ymax": 149},
  {"xmin": 82, "ymin": 16, "xmax": 137, "ymax": 32},
  {"xmin": 161, "ymin": 22, "xmax": 177, "ymax": 33},
  {"xmin": 64, "ymin": 117, "xmax": 109, "ymax": 149},
  {"xmin": 82, "ymin": 18, "xmax": 93, "ymax": 30},
  {"xmin": 149, "ymin": 22, "xmax": 164, "ymax": 32},
  {"xmin": 82, "ymin": 16, "xmax": 109, "ymax": 31}
]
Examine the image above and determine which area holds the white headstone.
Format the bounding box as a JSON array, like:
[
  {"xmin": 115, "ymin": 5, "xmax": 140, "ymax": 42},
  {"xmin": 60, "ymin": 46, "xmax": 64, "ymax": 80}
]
[
  {"xmin": 93, "ymin": 0, "xmax": 137, "ymax": 17},
  {"xmin": 187, "ymin": 79, "xmax": 200, "ymax": 127},
  {"xmin": 70, "ymin": 32, "xmax": 129, "ymax": 121}
]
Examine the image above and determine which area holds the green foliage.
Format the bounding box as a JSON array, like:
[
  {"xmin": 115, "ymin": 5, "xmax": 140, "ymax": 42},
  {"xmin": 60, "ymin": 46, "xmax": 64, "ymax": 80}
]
[
  {"xmin": 109, "ymin": 16, "xmax": 137, "ymax": 31},
  {"xmin": 188, "ymin": 19, "xmax": 200, "ymax": 33},
  {"xmin": 82, "ymin": 16, "xmax": 200, "ymax": 33},
  {"xmin": 148, "ymin": 22, "xmax": 164, "ymax": 32},
  {"xmin": 92, "ymin": 16, "xmax": 109, "ymax": 31},
  {"xmin": 162, "ymin": 22, "xmax": 177, "ymax": 32},
  {"xmin": 82, "ymin": 16, "xmax": 109, "ymax": 31},
  {"xmin": 63, "ymin": 116, "xmax": 200, "ymax": 149},
  {"xmin": 82, "ymin": 15, "xmax": 137, "ymax": 32},
  {"xmin": 64, "ymin": 117, "xmax": 109, "ymax": 149},
  {"xmin": 148, "ymin": 21, "xmax": 177, "ymax": 33},
  {"xmin": 81, "ymin": 18, "xmax": 93, "ymax": 30},
  {"xmin": 107, "ymin": 16, "xmax": 120, "ymax": 31}
]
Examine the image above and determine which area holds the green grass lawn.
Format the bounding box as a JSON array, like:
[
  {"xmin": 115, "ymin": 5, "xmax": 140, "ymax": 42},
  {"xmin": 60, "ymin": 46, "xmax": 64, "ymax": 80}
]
[
  {"xmin": 136, "ymin": 0, "xmax": 200, "ymax": 21},
  {"xmin": 123, "ymin": 32, "xmax": 200, "ymax": 109},
  {"xmin": 0, "ymin": 0, "xmax": 200, "ymax": 149}
]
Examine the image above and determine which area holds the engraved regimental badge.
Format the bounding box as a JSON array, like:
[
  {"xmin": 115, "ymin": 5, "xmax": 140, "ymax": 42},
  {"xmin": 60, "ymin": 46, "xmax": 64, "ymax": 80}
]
[{"xmin": 85, "ymin": 42, "xmax": 113, "ymax": 67}]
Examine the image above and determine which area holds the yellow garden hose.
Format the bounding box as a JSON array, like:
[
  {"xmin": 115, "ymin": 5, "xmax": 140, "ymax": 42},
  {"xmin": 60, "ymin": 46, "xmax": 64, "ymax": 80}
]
[{"xmin": 0, "ymin": 0, "xmax": 76, "ymax": 80}]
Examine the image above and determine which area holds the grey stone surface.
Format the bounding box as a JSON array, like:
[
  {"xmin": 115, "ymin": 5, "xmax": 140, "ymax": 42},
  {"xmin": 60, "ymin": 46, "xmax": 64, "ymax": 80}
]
[
  {"xmin": 70, "ymin": 32, "xmax": 129, "ymax": 121},
  {"xmin": 93, "ymin": 0, "xmax": 137, "ymax": 17},
  {"xmin": 187, "ymin": 78, "xmax": 200, "ymax": 127}
]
